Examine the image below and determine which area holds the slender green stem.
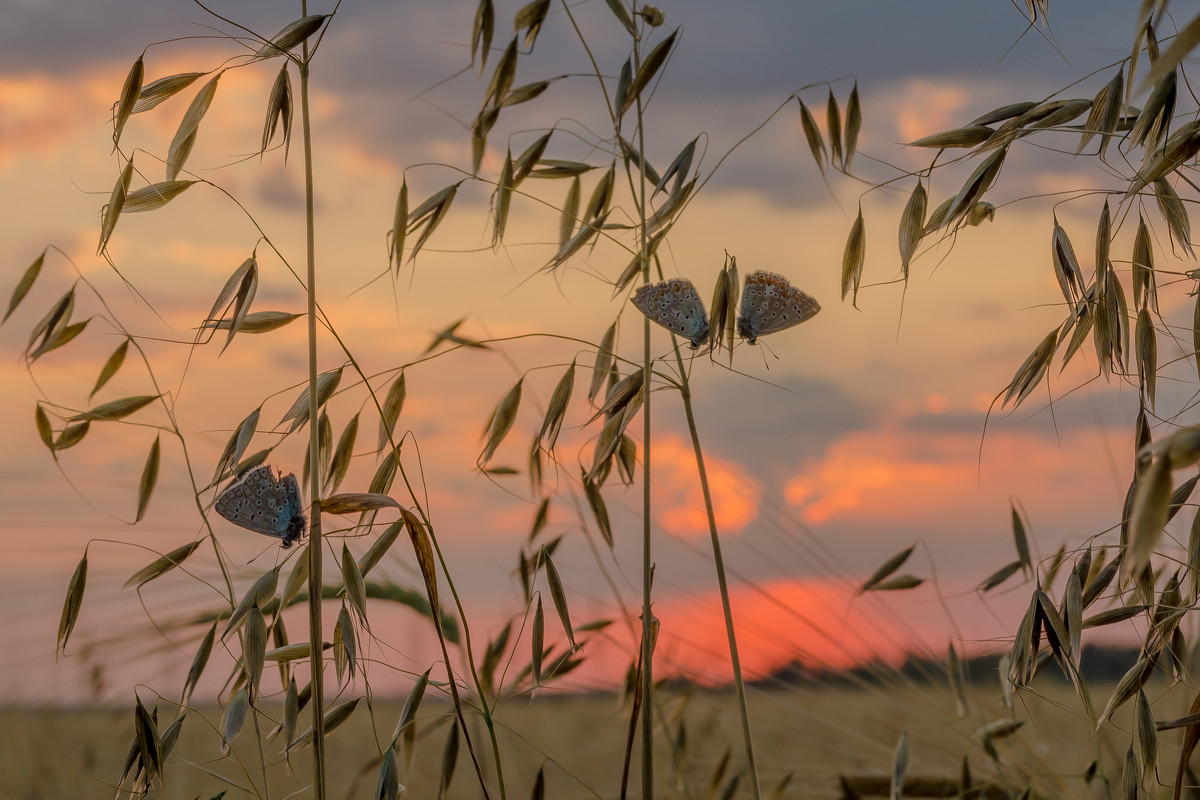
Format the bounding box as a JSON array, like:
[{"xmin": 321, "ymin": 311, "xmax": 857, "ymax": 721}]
[
  {"xmin": 629, "ymin": 14, "xmax": 656, "ymax": 800},
  {"xmin": 673, "ymin": 370, "xmax": 762, "ymax": 800},
  {"xmin": 298, "ymin": 7, "xmax": 327, "ymax": 798}
]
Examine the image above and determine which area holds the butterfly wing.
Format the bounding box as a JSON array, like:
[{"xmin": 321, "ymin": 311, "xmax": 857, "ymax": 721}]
[
  {"xmin": 279, "ymin": 474, "xmax": 306, "ymax": 547},
  {"xmin": 632, "ymin": 278, "xmax": 711, "ymax": 348},
  {"xmin": 737, "ymin": 271, "xmax": 820, "ymax": 342},
  {"xmin": 216, "ymin": 465, "xmax": 303, "ymax": 543}
]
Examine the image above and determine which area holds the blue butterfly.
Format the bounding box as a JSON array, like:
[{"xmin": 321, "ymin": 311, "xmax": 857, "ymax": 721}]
[
  {"xmin": 736, "ymin": 270, "xmax": 820, "ymax": 343},
  {"xmin": 631, "ymin": 278, "xmax": 710, "ymax": 348},
  {"xmin": 215, "ymin": 465, "xmax": 306, "ymax": 547}
]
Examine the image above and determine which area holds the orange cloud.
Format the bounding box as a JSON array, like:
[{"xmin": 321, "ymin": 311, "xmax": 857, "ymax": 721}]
[
  {"xmin": 650, "ymin": 435, "xmax": 760, "ymax": 538},
  {"xmin": 892, "ymin": 79, "xmax": 969, "ymax": 144},
  {"xmin": 784, "ymin": 417, "xmax": 1129, "ymax": 532}
]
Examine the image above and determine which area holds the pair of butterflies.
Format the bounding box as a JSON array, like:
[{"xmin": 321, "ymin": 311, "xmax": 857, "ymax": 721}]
[
  {"xmin": 215, "ymin": 465, "xmax": 307, "ymax": 547},
  {"xmin": 631, "ymin": 270, "xmax": 821, "ymax": 349}
]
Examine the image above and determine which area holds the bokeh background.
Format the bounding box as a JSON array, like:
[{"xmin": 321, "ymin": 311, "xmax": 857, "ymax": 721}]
[{"xmin": 0, "ymin": 0, "xmax": 1162, "ymax": 704}]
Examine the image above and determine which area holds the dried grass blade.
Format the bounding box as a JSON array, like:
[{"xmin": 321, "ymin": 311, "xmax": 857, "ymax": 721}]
[
  {"xmin": 859, "ymin": 545, "xmax": 914, "ymax": 593},
  {"xmin": 591, "ymin": 369, "xmax": 643, "ymax": 422},
  {"xmin": 391, "ymin": 180, "xmax": 408, "ymax": 272},
  {"xmin": 898, "ymin": 181, "xmax": 926, "ymax": 278},
  {"xmin": 542, "ymin": 549, "xmax": 577, "ymax": 649},
  {"xmin": 1124, "ymin": 453, "xmax": 1173, "ymax": 584},
  {"xmin": 377, "ymin": 372, "xmax": 407, "ymax": 452},
  {"xmin": 493, "ymin": 151, "xmax": 513, "ymax": 248},
  {"xmin": 546, "ymin": 211, "xmax": 609, "ymax": 269},
  {"xmin": 514, "ymin": 132, "xmax": 551, "ymax": 184},
  {"xmin": 255, "ymin": 14, "xmax": 328, "ymax": 58},
  {"xmin": 1136, "ymin": 308, "xmax": 1157, "ymax": 409},
  {"xmin": 279, "ymin": 366, "xmax": 342, "ymax": 432},
  {"xmin": 325, "ymin": 413, "xmax": 357, "ymax": 494},
  {"xmin": 1003, "ymin": 329, "xmax": 1056, "ymax": 408},
  {"xmin": 35, "ymin": 405, "xmax": 53, "ymax": 451},
  {"xmin": 402, "ymin": 509, "xmax": 440, "ymax": 612},
  {"xmin": 408, "ymin": 182, "xmax": 461, "ymax": 263},
  {"xmin": 841, "ymin": 205, "xmax": 865, "ymax": 304},
  {"xmin": 559, "ymin": 176, "xmax": 581, "ymax": 246},
  {"xmin": 605, "ymin": 0, "xmax": 638, "ymax": 36},
  {"xmin": 167, "ymin": 74, "xmax": 220, "ymax": 181},
  {"xmin": 72, "ymin": 394, "xmax": 158, "ymax": 423},
  {"xmin": 323, "ymin": 492, "xmax": 401, "ymax": 515},
  {"xmin": 481, "ymin": 378, "xmax": 523, "ymax": 464},
  {"xmin": 1082, "ymin": 605, "xmax": 1146, "ymax": 628},
  {"xmin": 133, "ymin": 72, "xmax": 202, "ymax": 114},
  {"xmin": 182, "ymin": 622, "xmax": 216, "ymax": 704},
  {"xmin": 1095, "ymin": 201, "xmax": 1111, "ymax": 282},
  {"xmin": 971, "ymin": 101, "xmax": 1036, "ymax": 126},
  {"xmin": 979, "ymin": 560, "xmax": 1022, "ymax": 593},
  {"xmin": 945, "ymin": 148, "xmax": 1006, "ymax": 227},
  {"xmin": 1133, "ymin": 216, "xmax": 1156, "ymax": 312},
  {"xmin": 584, "ymin": 165, "xmax": 616, "ymax": 224},
  {"xmin": 261, "ymin": 63, "xmax": 293, "ymax": 160},
  {"xmin": 472, "ymin": 0, "xmax": 495, "ymax": 72},
  {"xmin": 532, "ymin": 596, "xmax": 544, "ymax": 686},
  {"xmin": 358, "ymin": 520, "xmax": 402, "ymax": 578},
  {"xmin": 135, "ymin": 435, "xmax": 161, "ymax": 522},
  {"xmin": 514, "ymin": 0, "xmax": 551, "ymax": 49},
  {"xmin": 398, "ymin": 668, "xmax": 431, "ymax": 763},
  {"xmin": 281, "ymin": 549, "xmax": 309, "ymax": 609},
  {"xmin": 222, "ymin": 688, "xmax": 248, "ymax": 751},
  {"xmin": 340, "ymin": 544, "xmax": 369, "ymax": 626},
  {"xmin": 57, "ymin": 553, "xmax": 87, "ymax": 653},
  {"xmin": 798, "ymin": 100, "xmax": 826, "ymax": 173},
  {"xmin": 218, "ymin": 259, "xmax": 258, "ymax": 356},
  {"xmin": 1169, "ymin": 691, "xmax": 1200, "ymax": 800},
  {"xmin": 4, "ymin": 250, "xmax": 45, "ymax": 323},
  {"xmin": 845, "ymin": 82, "xmax": 862, "ymax": 168},
  {"xmin": 1130, "ymin": 70, "xmax": 1176, "ymax": 152},
  {"xmin": 244, "ymin": 606, "xmax": 266, "ymax": 700},
  {"xmin": 583, "ymin": 476, "xmax": 613, "ymax": 547},
  {"xmin": 1075, "ymin": 69, "xmax": 1123, "ymax": 156},
  {"xmin": 98, "ymin": 160, "xmax": 133, "ymax": 254},
  {"xmin": 537, "ymin": 361, "xmax": 574, "ymax": 453},
  {"xmin": 1099, "ymin": 656, "xmax": 1154, "ymax": 726},
  {"xmin": 484, "ymin": 37, "xmax": 518, "ymax": 108},
  {"xmin": 589, "ymin": 324, "xmax": 617, "ymax": 403},
  {"xmin": 1140, "ymin": 13, "xmax": 1200, "ymax": 92},
  {"xmin": 201, "ymin": 310, "xmax": 302, "ymax": 334},
  {"xmin": 223, "ymin": 567, "xmax": 280, "ymax": 639},
  {"xmin": 290, "ymin": 699, "xmax": 360, "ymax": 750},
  {"xmin": 54, "ymin": 421, "xmax": 90, "ymax": 451},
  {"xmin": 909, "ymin": 126, "xmax": 993, "ymax": 148},
  {"xmin": 654, "ymin": 137, "xmax": 698, "ymax": 197},
  {"xmin": 134, "ymin": 697, "xmax": 160, "ymax": 779},
  {"xmin": 620, "ymin": 29, "xmax": 677, "ymax": 116},
  {"xmin": 113, "ymin": 55, "xmax": 143, "ymax": 151},
  {"xmin": 123, "ymin": 540, "xmax": 202, "ymax": 590},
  {"xmin": 1154, "ymin": 178, "xmax": 1195, "ymax": 259},
  {"xmin": 827, "ymin": 90, "xmax": 843, "ymax": 168},
  {"xmin": 1011, "ymin": 503, "xmax": 1031, "ymax": 573},
  {"xmin": 123, "ymin": 180, "xmax": 196, "ymax": 213}
]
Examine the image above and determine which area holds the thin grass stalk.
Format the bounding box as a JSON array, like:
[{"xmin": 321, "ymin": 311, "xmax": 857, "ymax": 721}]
[
  {"xmin": 631, "ymin": 18, "xmax": 656, "ymax": 800},
  {"xmin": 298, "ymin": 13, "xmax": 327, "ymax": 800},
  {"xmin": 673, "ymin": 366, "xmax": 761, "ymax": 800}
]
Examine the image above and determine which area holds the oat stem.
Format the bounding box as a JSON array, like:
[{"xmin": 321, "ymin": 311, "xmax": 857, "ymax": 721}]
[{"xmin": 298, "ymin": 3, "xmax": 327, "ymax": 796}]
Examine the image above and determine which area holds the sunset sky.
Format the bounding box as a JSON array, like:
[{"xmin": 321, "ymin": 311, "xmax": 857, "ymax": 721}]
[{"xmin": 0, "ymin": 0, "xmax": 1168, "ymax": 705}]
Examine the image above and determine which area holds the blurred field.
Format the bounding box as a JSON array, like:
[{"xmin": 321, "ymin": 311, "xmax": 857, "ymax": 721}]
[{"xmin": 5, "ymin": 676, "xmax": 1189, "ymax": 800}]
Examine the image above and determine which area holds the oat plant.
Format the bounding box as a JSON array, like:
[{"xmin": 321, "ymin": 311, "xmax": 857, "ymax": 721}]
[
  {"xmin": 827, "ymin": 4, "xmax": 1200, "ymax": 797},
  {"xmin": 11, "ymin": 1, "xmax": 892, "ymax": 799}
]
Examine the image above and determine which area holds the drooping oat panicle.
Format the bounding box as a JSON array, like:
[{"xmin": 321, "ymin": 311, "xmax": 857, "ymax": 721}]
[
  {"xmin": 798, "ymin": 99, "xmax": 827, "ymax": 173},
  {"xmin": 113, "ymin": 55, "xmax": 143, "ymax": 152},
  {"xmin": 255, "ymin": 14, "xmax": 328, "ymax": 58},
  {"xmin": 89, "ymin": 338, "xmax": 128, "ymax": 399}
]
